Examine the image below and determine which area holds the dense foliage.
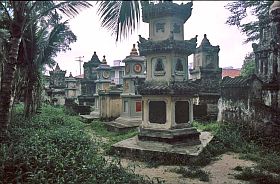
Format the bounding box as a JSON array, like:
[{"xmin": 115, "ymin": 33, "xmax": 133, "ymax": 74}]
[
  {"xmin": 0, "ymin": 105, "xmax": 155, "ymax": 183},
  {"xmin": 0, "ymin": 1, "xmax": 92, "ymax": 141},
  {"xmin": 225, "ymin": 1, "xmax": 273, "ymax": 43},
  {"xmin": 240, "ymin": 52, "xmax": 255, "ymax": 77}
]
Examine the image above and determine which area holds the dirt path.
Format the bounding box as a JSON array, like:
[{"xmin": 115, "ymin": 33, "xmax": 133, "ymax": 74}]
[
  {"xmin": 120, "ymin": 152, "xmax": 255, "ymax": 184},
  {"xmin": 85, "ymin": 126, "xmax": 255, "ymax": 183}
]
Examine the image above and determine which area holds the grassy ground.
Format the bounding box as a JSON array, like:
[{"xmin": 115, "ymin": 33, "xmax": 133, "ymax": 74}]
[
  {"xmin": 86, "ymin": 119, "xmax": 280, "ymax": 183},
  {"xmin": 2, "ymin": 104, "xmax": 279, "ymax": 183},
  {"xmin": 191, "ymin": 121, "xmax": 280, "ymax": 184},
  {"xmin": 0, "ymin": 104, "xmax": 157, "ymax": 184}
]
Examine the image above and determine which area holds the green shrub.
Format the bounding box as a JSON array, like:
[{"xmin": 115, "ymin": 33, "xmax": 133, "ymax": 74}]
[
  {"xmin": 235, "ymin": 167, "xmax": 280, "ymax": 184},
  {"xmin": 171, "ymin": 166, "xmax": 209, "ymax": 182},
  {"xmin": 0, "ymin": 105, "xmax": 157, "ymax": 184}
]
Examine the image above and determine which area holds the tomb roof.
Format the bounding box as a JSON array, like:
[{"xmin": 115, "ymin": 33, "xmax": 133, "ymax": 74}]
[
  {"xmin": 196, "ymin": 34, "xmax": 220, "ymax": 53},
  {"xmin": 142, "ymin": 1, "xmax": 193, "ymax": 23},
  {"xmin": 123, "ymin": 44, "xmax": 146, "ymax": 62},
  {"xmin": 84, "ymin": 51, "xmax": 102, "ymax": 67},
  {"xmin": 138, "ymin": 38, "xmax": 197, "ymax": 56},
  {"xmin": 221, "ymin": 74, "xmax": 261, "ymax": 88}
]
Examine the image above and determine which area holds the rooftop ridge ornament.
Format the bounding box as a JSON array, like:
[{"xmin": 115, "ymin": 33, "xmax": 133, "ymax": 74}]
[
  {"xmin": 102, "ymin": 55, "xmax": 107, "ymax": 64},
  {"xmin": 130, "ymin": 44, "xmax": 138, "ymax": 56},
  {"xmin": 200, "ymin": 34, "xmax": 211, "ymax": 46},
  {"xmin": 54, "ymin": 63, "xmax": 61, "ymax": 71}
]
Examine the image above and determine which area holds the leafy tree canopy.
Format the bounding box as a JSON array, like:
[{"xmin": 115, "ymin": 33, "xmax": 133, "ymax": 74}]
[
  {"xmin": 225, "ymin": 1, "xmax": 273, "ymax": 43},
  {"xmin": 240, "ymin": 52, "xmax": 255, "ymax": 77}
]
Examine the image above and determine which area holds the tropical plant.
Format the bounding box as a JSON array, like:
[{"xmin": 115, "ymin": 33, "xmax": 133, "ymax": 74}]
[
  {"xmin": 0, "ymin": 1, "xmax": 92, "ymax": 142},
  {"xmin": 96, "ymin": 1, "xmax": 143, "ymax": 42}
]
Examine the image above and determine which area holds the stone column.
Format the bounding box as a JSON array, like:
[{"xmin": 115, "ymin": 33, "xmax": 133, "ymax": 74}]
[{"xmin": 189, "ymin": 99, "xmax": 193, "ymax": 123}]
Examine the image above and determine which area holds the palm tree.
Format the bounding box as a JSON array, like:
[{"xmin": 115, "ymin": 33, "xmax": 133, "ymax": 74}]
[
  {"xmin": 96, "ymin": 1, "xmax": 142, "ymax": 42},
  {"xmin": 0, "ymin": 1, "xmax": 92, "ymax": 142},
  {"xmin": 22, "ymin": 19, "xmax": 77, "ymax": 118},
  {"xmin": 96, "ymin": 1, "xmax": 174, "ymax": 42}
]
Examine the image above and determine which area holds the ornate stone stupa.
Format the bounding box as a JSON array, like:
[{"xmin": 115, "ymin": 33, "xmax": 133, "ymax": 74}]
[
  {"xmin": 65, "ymin": 72, "xmax": 78, "ymax": 99},
  {"xmin": 104, "ymin": 44, "xmax": 146, "ymax": 132},
  {"xmin": 137, "ymin": 1, "xmax": 200, "ymax": 144},
  {"xmin": 90, "ymin": 55, "xmax": 112, "ymax": 119},
  {"xmin": 190, "ymin": 34, "xmax": 222, "ymax": 120},
  {"xmin": 112, "ymin": 1, "xmax": 213, "ymax": 160},
  {"xmin": 47, "ymin": 64, "xmax": 66, "ymax": 105},
  {"xmin": 78, "ymin": 51, "xmax": 102, "ymax": 106}
]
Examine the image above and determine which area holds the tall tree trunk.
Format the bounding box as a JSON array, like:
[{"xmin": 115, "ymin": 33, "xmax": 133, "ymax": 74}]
[
  {"xmin": 24, "ymin": 79, "xmax": 33, "ymax": 118},
  {"xmin": 0, "ymin": 38, "xmax": 22, "ymax": 141},
  {"xmin": 0, "ymin": 1, "xmax": 26, "ymax": 142}
]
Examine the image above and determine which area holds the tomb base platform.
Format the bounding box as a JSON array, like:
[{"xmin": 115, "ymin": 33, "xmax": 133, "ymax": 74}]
[
  {"xmin": 103, "ymin": 116, "xmax": 141, "ymax": 133},
  {"xmin": 80, "ymin": 111, "xmax": 100, "ymax": 123},
  {"xmin": 138, "ymin": 127, "xmax": 201, "ymax": 145},
  {"xmin": 111, "ymin": 131, "xmax": 213, "ymax": 163}
]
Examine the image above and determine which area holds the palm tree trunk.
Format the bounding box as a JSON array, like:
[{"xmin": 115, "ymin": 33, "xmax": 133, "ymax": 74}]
[
  {"xmin": 0, "ymin": 38, "xmax": 22, "ymax": 141},
  {"xmin": 0, "ymin": 1, "xmax": 26, "ymax": 142}
]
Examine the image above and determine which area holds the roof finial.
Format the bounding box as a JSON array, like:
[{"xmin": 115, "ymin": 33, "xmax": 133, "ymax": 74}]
[
  {"xmin": 102, "ymin": 55, "xmax": 107, "ymax": 64},
  {"xmin": 130, "ymin": 44, "xmax": 138, "ymax": 56},
  {"xmin": 200, "ymin": 34, "xmax": 211, "ymax": 46},
  {"xmin": 54, "ymin": 63, "xmax": 61, "ymax": 71}
]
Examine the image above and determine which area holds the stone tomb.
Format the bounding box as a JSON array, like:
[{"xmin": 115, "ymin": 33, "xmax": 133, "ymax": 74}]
[
  {"xmin": 65, "ymin": 72, "xmax": 78, "ymax": 100},
  {"xmin": 190, "ymin": 34, "xmax": 222, "ymax": 121},
  {"xmin": 112, "ymin": 1, "xmax": 213, "ymax": 160},
  {"xmin": 78, "ymin": 51, "xmax": 102, "ymax": 106},
  {"xmin": 80, "ymin": 56, "xmax": 110, "ymax": 121},
  {"xmin": 104, "ymin": 44, "xmax": 146, "ymax": 132},
  {"xmin": 46, "ymin": 64, "xmax": 66, "ymax": 105}
]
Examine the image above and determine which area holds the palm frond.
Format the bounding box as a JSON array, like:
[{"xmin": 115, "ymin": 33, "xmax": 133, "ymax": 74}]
[
  {"xmin": 24, "ymin": 1, "xmax": 92, "ymax": 32},
  {"xmin": 36, "ymin": 20, "xmax": 76, "ymax": 66},
  {"xmin": 96, "ymin": 1, "xmax": 141, "ymax": 42},
  {"xmin": 0, "ymin": 1, "xmax": 12, "ymax": 21}
]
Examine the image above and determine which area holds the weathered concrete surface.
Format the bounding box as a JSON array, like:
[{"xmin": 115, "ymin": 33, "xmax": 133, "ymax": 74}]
[
  {"xmin": 103, "ymin": 116, "xmax": 141, "ymax": 132},
  {"xmin": 111, "ymin": 131, "xmax": 213, "ymax": 162},
  {"xmin": 80, "ymin": 111, "xmax": 100, "ymax": 123}
]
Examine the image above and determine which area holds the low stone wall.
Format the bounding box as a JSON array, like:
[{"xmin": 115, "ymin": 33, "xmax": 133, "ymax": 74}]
[{"xmin": 218, "ymin": 97, "xmax": 280, "ymax": 137}]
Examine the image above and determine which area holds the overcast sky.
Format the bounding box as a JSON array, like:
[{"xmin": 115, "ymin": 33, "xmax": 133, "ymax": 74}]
[{"xmin": 54, "ymin": 1, "xmax": 255, "ymax": 77}]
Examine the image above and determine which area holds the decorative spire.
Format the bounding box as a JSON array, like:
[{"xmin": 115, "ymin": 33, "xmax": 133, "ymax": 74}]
[
  {"xmin": 89, "ymin": 51, "xmax": 101, "ymax": 64},
  {"xmin": 54, "ymin": 63, "xmax": 61, "ymax": 71},
  {"xmin": 102, "ymin": 55, "xmax": 107, "ymax": 64},
  {"xmin": 130, "ymin": 44, "xmax": 138, "ymax": 56},
  {"xmin": 199, "ymin": 34, "xmax": 211, "ymax": 47}
]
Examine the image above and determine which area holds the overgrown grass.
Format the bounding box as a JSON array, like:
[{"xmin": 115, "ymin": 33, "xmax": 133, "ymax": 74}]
[
  {"xmin": 192, "ymin": 121, "xmax": 280, "ymax": 183},
  {"xmin": 0, "ymin": 104, "xmax": 159, "ymax": 184},
  {"xmin": 170, "ymin": 166, "xmax": 209, "ymax": 182},
  {"xmin": 86, "ymin": 120, "xmax": 138, "ymax": 151},
  {"xmin": 235, "ymin": 167, "xmax": 280, "ymax": 184}
]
